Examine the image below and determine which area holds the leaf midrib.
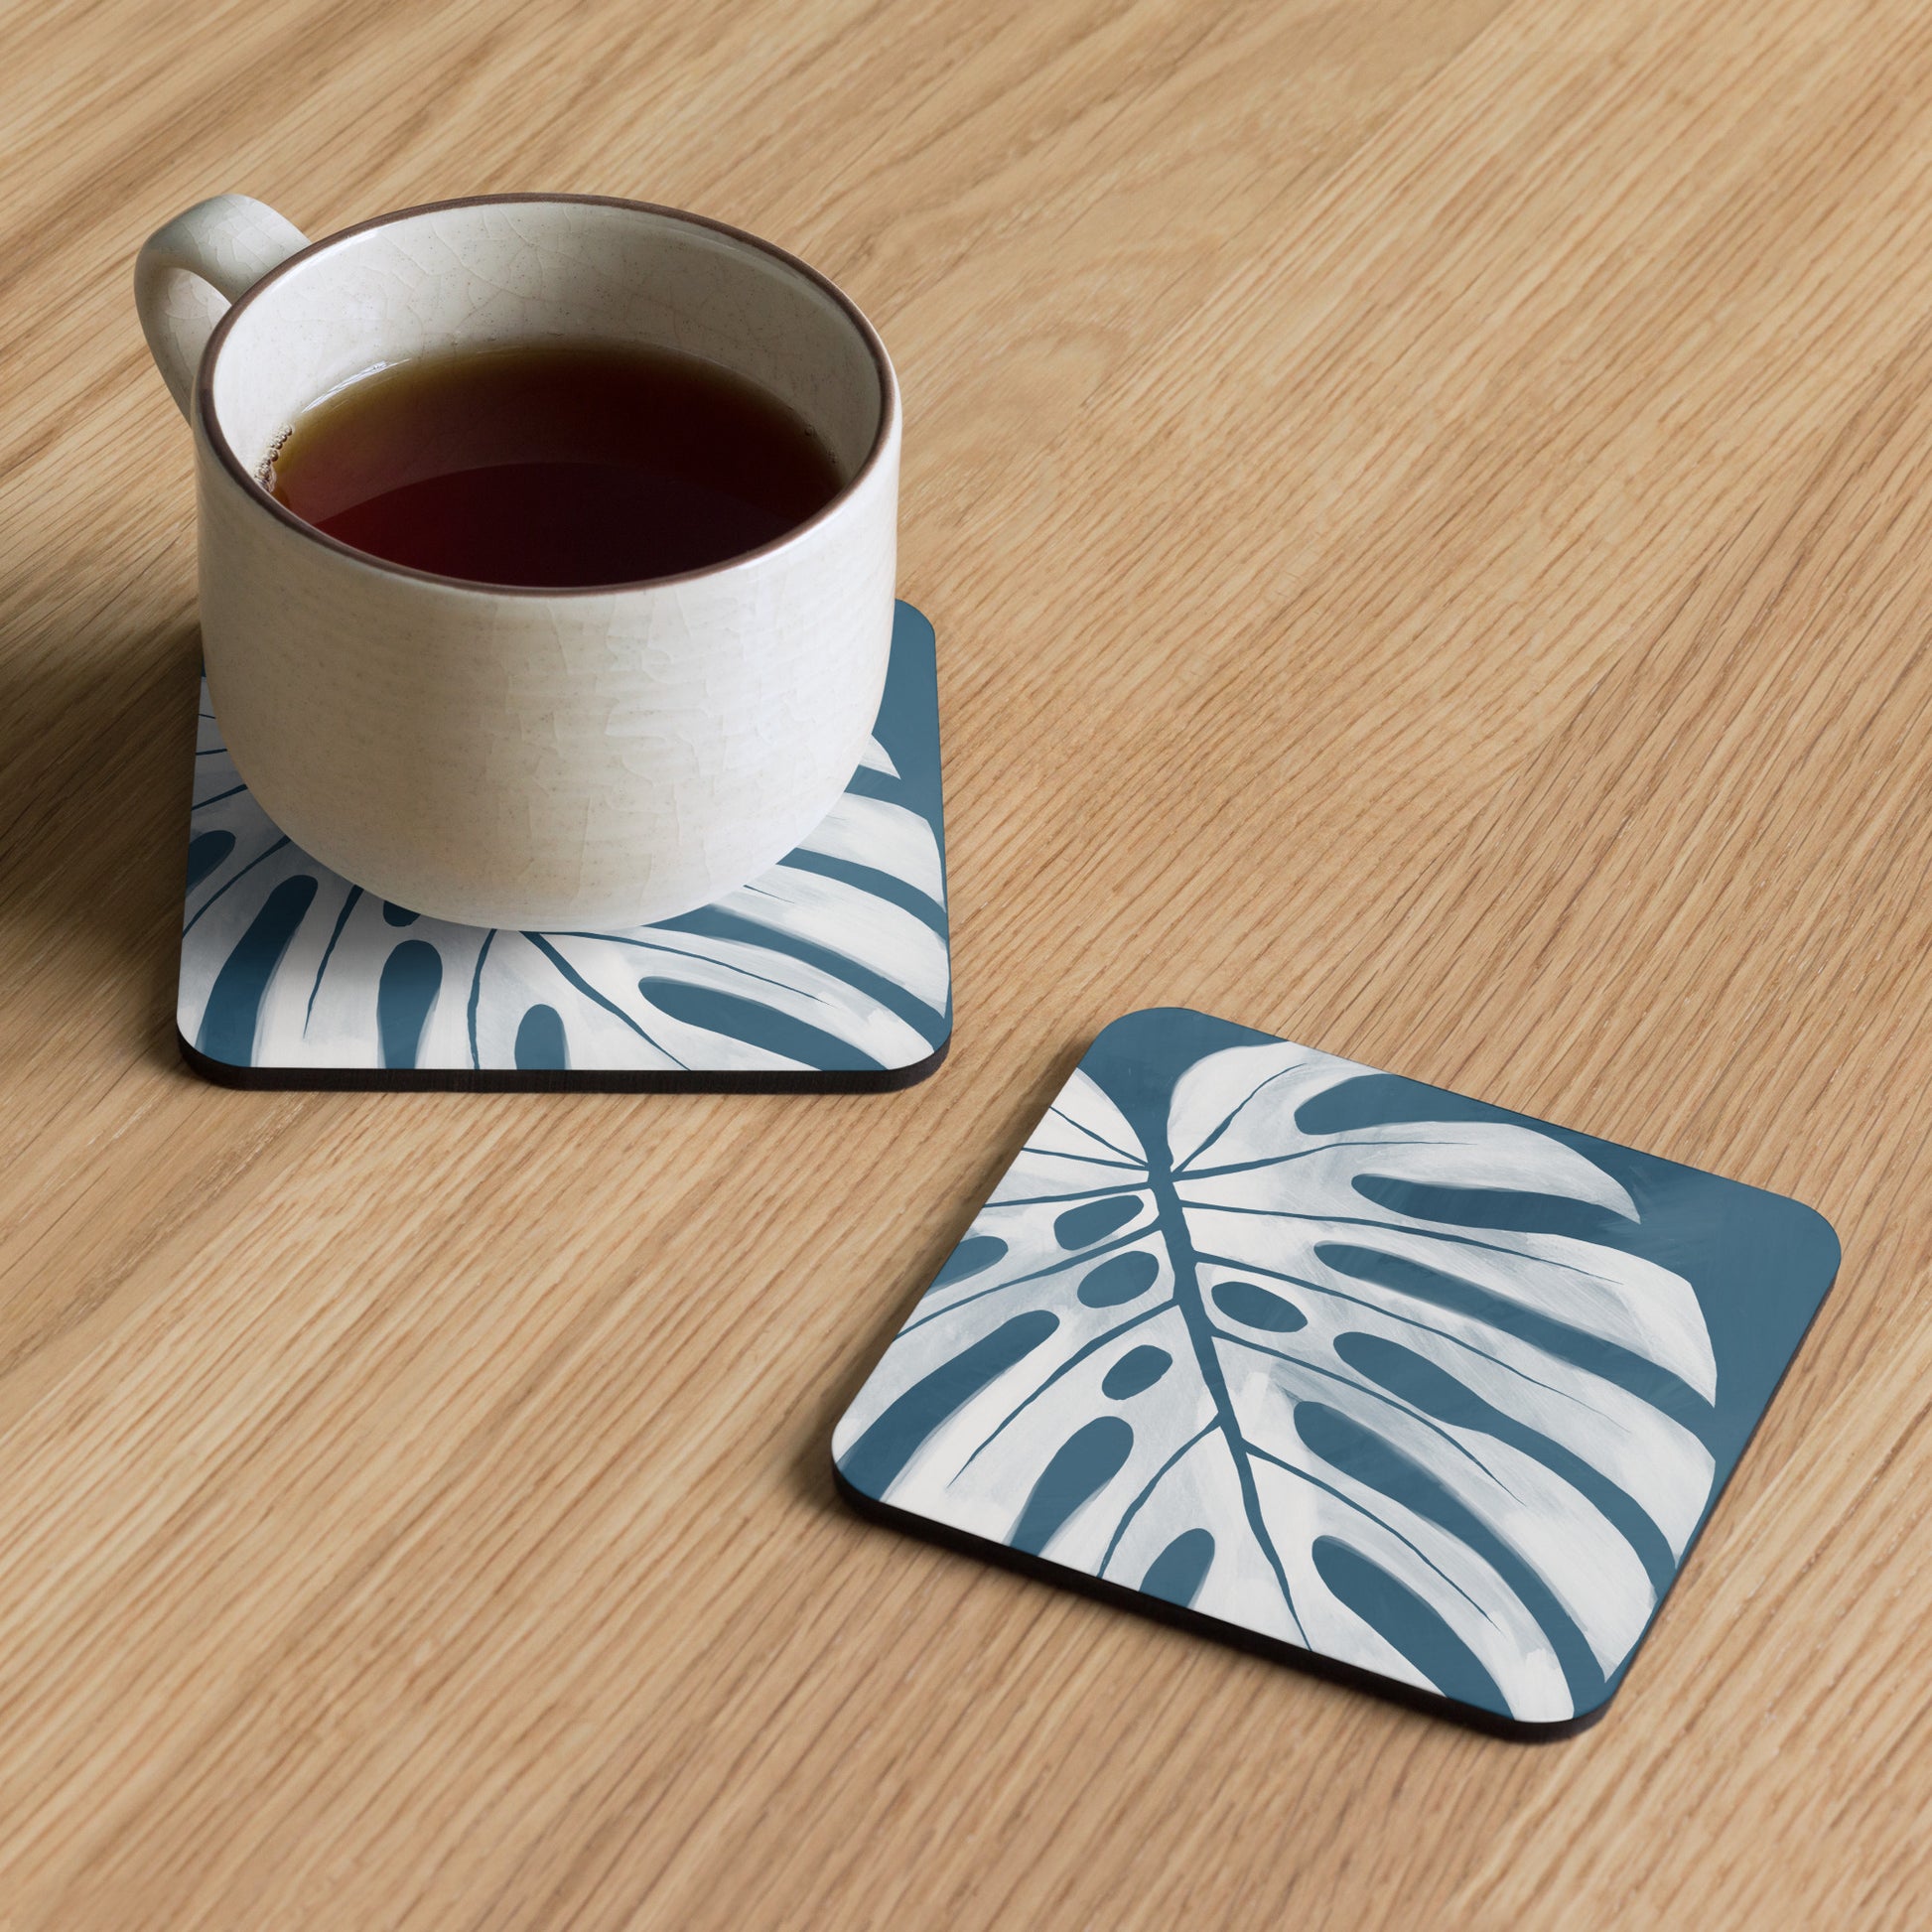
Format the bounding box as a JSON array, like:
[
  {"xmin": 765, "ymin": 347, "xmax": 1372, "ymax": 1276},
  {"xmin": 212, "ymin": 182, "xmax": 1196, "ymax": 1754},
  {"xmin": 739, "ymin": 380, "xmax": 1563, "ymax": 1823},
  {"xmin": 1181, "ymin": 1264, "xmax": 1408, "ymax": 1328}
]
[{"xmin": 1146, "ymin": 1132, "xmax": 1307, "ymax": 1643}]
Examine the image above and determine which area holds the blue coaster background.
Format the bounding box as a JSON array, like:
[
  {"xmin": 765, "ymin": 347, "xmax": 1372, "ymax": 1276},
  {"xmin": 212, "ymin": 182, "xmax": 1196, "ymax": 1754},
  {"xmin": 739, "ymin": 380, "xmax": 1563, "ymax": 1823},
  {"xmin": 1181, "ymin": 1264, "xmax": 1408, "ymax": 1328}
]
[
  {"xmin": 834, "ymin": 1008, "xmax": 1840, "ymax": 1738},
  {"xmin": 178, "ymin": 602, "xmax": 950, "ymax": 1091}
]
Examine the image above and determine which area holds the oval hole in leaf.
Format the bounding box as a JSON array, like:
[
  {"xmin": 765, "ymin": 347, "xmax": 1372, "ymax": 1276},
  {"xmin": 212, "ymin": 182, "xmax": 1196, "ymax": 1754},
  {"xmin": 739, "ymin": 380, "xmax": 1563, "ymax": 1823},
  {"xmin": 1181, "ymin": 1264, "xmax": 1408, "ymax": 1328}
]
[
  {"xmin": 1101, "ymin": 1345, "xmax": 1173, "ymax": 1401},
  {"xmin": 197, "ymin": 874, "xmax": 318, "ymax": 1063},
  {"xmin": 1141, "ymin": 1528, "xmax": 1214, "ymax": 1608},
  {"xmin": 1011, "ymin": 1416, "xmax": 1134, "ymax": 1554},
  {"xmin": 514, "ymin": 1004, "xmax": 567, "ymax": 1070},
  {"xmin": 1077, "ymin": 1250, "xmax": 1160, "ymax": 1308},
  {"xmin": 377, "ymin": 939, "xmax": 443, "ymax": 1070},
  {"xmin": 639, "ymin": 977, "xmax": 882, "ymax": 1071},
  {"xmin": 1317, "ymin": 1240, "xmax": 1709, "ymax": 1427},
  {"xmin": 1311, "ymin": 1536, "xmax": 1505, "ymax": 1714},
  {"xmin": 1333, "ymin": 1332, "xmax": 1679, "ymax": 1595},
  {"xmin": 1210, "ymin": 1280, "xmax": 1307, "ymax": 1331},
  {"xmin": 185, "ymin": 828, "xmax": 234, "ymax": 891},
  {"xmin": 839, "ymin": 1311, "xmax": 1059, "ymax": 1499},
  {"xmin": 1296, "ymin": 1400, "xmax": 1603, "ymax": 1707},
  {"xmin": 1053, "ymin": 1194, "xmax": 1141, "ymax": 1250},
  {"xmin": 381, "ymin": 900, "xmax": 420, "ymax": 927},
  {"xmin": 933, "ymin": 1234, "xmax": 1008, "ymax": 1288},
  {"xmin": 1353, "ymin": 1173, "xmax": 1630, "ymax": 1242},
  {"xmin": 1333, "ymin": 1331, "xmax": 1490, "ymax": 1428},
  {"xmin": 1295, "ymin": 1072, "xmax": 1493, "ymax": 1136}
]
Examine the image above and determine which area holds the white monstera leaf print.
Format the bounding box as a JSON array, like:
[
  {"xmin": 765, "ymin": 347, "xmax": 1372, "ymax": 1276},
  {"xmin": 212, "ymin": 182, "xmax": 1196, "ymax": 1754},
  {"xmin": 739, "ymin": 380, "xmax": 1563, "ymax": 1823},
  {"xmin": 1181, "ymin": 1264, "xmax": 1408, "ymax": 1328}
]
[{"xmin": 836, "ymin": 1034, "xmax": 1720, "ymax": 1725}]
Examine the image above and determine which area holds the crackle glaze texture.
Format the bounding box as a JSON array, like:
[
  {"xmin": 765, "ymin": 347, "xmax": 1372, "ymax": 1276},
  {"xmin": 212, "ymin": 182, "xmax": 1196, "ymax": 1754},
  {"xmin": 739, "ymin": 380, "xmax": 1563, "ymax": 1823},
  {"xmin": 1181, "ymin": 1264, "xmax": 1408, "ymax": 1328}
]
[{"xmin": 137, "ymin": 194, "xmax": 899, "ymax": 929}]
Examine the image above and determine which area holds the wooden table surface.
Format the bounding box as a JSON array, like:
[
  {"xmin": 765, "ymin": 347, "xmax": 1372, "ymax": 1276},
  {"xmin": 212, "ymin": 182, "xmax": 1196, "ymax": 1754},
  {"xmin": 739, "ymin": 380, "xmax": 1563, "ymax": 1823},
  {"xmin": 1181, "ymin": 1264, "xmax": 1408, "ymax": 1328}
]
[{"xmin": 6, "ymin": 0, "xmax": 1932, "ymax": 1923}]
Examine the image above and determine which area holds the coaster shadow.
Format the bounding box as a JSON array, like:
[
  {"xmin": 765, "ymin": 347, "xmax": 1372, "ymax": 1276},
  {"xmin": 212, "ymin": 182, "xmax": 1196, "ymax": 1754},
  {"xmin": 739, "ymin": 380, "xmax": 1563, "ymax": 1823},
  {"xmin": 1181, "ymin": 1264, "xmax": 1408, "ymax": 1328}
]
[{"xmin": 0, "ymin": 619, "xmax": 202, "ymax": 1073}]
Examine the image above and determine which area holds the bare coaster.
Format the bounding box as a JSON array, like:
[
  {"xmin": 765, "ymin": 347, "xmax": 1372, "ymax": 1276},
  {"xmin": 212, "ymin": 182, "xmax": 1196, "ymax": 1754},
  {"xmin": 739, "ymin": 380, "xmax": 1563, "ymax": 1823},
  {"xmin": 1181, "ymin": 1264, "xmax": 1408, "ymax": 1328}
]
[{"xmin": 834, "ymin": 1008, "xmax": 1839, "ymax": 1737}]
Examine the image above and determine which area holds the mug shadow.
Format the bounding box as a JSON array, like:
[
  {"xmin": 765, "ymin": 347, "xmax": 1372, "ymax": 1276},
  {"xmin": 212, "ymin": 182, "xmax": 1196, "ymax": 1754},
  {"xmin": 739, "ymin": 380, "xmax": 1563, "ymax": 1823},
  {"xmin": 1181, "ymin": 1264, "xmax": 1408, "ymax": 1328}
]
[
  {"xmin": 785, "ymin": 1034, "xmax": 1092, "ymax": 1518},
  {"xmin": 0, "ymin": 612, "xmax": 204, "ymax": 1076}
]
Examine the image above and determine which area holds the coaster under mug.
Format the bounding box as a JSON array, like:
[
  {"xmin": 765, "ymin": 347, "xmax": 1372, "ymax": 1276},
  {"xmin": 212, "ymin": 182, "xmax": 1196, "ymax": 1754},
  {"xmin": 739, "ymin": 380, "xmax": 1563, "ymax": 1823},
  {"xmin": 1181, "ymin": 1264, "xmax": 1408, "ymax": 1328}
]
[{"xmin": 178, "ymin": 602, "xmax": 949, "ymax": 1091}]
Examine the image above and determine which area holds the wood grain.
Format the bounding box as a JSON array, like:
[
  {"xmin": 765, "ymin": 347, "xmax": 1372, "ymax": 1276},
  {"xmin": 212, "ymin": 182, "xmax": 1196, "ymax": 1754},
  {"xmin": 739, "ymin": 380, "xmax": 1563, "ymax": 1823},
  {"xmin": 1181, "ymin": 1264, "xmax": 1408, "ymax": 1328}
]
[{"xmin": 4, "ymin": 0, "xmax": 1931, "ymax": 1923}]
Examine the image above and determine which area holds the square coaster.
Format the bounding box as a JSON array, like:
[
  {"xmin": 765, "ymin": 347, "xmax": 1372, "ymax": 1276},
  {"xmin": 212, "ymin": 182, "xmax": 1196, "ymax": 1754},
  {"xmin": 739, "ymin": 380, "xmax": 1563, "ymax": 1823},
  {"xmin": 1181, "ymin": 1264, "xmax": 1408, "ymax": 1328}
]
[
  {"xmin": 178, "ymin": 602, "xmax": 949, "ymax": 1091},
  {"xmin": 833, "ymin": 1007, "xmax": 1840, "ymax": 1738}
]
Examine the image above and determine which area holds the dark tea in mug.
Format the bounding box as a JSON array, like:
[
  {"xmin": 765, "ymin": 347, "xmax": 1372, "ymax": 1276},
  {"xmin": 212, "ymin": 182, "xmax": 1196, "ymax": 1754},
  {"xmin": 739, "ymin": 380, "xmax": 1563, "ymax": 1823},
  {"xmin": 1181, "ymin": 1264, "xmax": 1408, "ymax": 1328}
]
[{"xmin": 266, "ymin": 341, "xmax": 844, "ymax": 588}]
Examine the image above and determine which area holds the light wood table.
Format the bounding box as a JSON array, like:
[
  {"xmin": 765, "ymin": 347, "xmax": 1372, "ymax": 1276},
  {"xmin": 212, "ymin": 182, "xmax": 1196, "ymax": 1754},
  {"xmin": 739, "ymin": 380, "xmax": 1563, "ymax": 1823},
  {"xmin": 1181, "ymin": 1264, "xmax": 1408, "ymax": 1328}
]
[{"xmin": 6, "ymin": 0, "xmax": 1931, "ymax": 1923}]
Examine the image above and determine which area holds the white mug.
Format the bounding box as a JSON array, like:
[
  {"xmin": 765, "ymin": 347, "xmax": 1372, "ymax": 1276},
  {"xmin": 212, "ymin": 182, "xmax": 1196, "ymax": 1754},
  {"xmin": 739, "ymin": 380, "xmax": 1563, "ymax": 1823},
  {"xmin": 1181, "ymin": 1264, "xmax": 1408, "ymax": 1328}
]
[{"xmin": 135, "ymin": 193, "xmax": 899, "ymax": 930}]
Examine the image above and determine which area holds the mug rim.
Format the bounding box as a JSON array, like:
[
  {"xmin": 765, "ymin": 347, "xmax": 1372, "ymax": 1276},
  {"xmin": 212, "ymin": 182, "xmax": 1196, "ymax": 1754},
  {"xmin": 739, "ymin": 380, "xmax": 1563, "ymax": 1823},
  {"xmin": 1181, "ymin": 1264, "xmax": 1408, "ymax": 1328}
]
[{"xmin": 195, "ymin": 192, "xmax": 898, "ymax": 598}]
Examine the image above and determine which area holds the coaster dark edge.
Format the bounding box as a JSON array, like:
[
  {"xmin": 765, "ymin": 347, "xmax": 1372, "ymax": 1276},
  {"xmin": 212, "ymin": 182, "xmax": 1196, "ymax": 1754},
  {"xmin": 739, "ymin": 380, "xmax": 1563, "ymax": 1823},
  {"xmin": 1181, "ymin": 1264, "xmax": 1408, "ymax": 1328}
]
[
  {"xmin": 178, "ymin": 1033, "xmax": 949, "ymax": 1093},
  {"xmin": 835, "ymin": 1257, "xmax": 1841, "ymax": 1743},
  {"xmin": 831, "ymin": 1463, "xmax": 1597, "ymax": 1741}
]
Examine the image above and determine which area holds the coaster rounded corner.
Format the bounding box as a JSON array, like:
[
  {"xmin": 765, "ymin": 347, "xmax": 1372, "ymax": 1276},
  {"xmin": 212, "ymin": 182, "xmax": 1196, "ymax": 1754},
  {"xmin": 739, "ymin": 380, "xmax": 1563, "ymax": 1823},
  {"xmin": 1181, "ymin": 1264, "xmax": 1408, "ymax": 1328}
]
[{"xmin": 177, "ymin": 1024, "xmax": 252, "ymax": 1088}]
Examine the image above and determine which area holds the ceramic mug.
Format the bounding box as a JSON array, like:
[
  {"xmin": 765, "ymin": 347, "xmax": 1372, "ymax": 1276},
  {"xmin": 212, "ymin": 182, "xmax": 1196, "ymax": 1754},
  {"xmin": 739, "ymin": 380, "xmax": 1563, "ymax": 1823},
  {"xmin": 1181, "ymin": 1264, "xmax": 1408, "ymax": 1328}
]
[{"xmin": 134, "ymin": 193, "xmax": 899, "ymax": 930}]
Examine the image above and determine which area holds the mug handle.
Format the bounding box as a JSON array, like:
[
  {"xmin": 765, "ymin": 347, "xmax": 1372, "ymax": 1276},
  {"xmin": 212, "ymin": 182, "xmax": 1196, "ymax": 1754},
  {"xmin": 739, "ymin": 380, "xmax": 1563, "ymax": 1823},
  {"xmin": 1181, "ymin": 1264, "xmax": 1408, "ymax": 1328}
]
[{"xmin": 134, "ymin": 195, "xmax": 311, "ymax": 418}]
